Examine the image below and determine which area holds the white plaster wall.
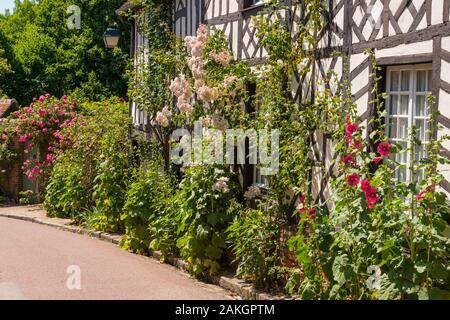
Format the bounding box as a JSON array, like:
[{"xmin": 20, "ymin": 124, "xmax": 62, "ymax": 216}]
[{"xmin": 376, "ymin": 40, "xmax": 433, "ymax": 58}]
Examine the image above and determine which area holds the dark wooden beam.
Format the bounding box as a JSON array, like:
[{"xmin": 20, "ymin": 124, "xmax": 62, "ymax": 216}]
[
  {"xmin": 376, "ymin": 53, "xmax": 433, "ymax": 65},
  {"xmin": 352, "ymin": 21, "xmax": 450, "ymax": 54}
]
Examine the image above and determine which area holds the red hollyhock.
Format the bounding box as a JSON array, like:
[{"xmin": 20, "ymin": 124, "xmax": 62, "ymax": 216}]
[
  {"xmin": 350, "ymin": 139, "xmax": 362, "ymax": 150},
  {"xmin": 377, "ymin": 141, "xmax": 391, "ymax": 157},
  {"xmin": 346, "ymin": 123, "xmax": 359, "ymax": 136},
  {"xmin": 361, "ymin": 179, "xmax": 380, "ymax": 209},
  {"xmin": 416, "ymin": 191, "xmax": 426, "ymax": 201},
  {"xmin": 361, "ymin": 179, "xmax": 371, "ymax": 192},
  {"xmin": 343, "ymin": 154, "xmax": 355, "ymax": 165},
  {"xmin": 346, "ymin": 173, "xmax": 360, "ymax": 187},
  {"xmin": 373, "ymin": 157, "xmax": 382, "ymax": 164},
  {"xmin": 298, "ymin": 194, "xmax": 305, "ymax": 203},
  {"xmin": 307, "ymin": 208, "xmax": 317, "ymax": 221}
]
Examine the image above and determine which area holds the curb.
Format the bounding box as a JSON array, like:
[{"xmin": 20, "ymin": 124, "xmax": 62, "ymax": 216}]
[{"xmin": 0, "ymin": 211, "xmax": 294, "ymax": 300}]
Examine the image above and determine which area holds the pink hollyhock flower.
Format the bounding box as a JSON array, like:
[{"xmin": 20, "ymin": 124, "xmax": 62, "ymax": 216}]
[
  {"xmin": 365, "ymin": 187, "xmax": 380, "ymax": 209},
  {"xmin": 351, "ymin": 139, "xmax": 362, "ymax": 150},
  {"xmin": 416, "ymin": 184, "xmax": 436, "ymax": 202},
  {"xmin": 346, "ymin": 173, "xmax": 360, "ymax": 187},
  {"xmin": 48, "ymin": 146, "xmax": 53, "ymax": 152},
  {"xmin": 373, "ymin": 157, "xmax": 382, "ymax": 164},
  {"xmin": 361, "ymin": 179, "xmax": 380, "ymax": 208},
  {"xmin": 42, "ymin": 128, "xmax": 48, "ymax": 134},
  {"xmin": 346, "ymin": 123, "xmax": 358, "ymax": 136},
  {"xmin": 377, "ymin": 141, "xmax": 391, "ymax": 157},
  {"xmin": 361, "ymin": 179, "xmax": 371, "ymax": 192},
  {"xmin": 1, "ymin": 134, "xmax": 7, "ymax": 140},
  {"xmin": 31, "ymin": 167, "xmax": 38, "ymax": 175},
  {"xmin": 119, "ymin": 97, "xmax": 125, "ymax": 102},
  {"xmin": 343, "ymin": 154, "xmax": 355, "ymax": 165},
  {"xmin": 19, "ymin": 136, "xmax": 27, "ymax": 143},
  {"xmin": 39, "ymin": 95, "xmax": 45, "ymax": 102},
  {"xmin": 416, "ymin": 191, "xmax": 426, "ymax": 201},
  {"xmin": 14, "ymin": 111, "xmax": 20, "ymax": 117}
]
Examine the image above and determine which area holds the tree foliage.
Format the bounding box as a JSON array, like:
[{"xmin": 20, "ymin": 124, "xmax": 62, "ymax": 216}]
[{"xmin": 0, "ymin": 0, "xmax": 130, "ymax": 104}]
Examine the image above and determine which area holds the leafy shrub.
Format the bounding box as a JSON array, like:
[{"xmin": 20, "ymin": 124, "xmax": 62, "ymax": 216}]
[
  {"xmin": 45, "ymin": 153, "xmax": 91, "ymax": 220},
  {"xmin": 122, "ymin": 164, "xmax": 175, "ymax": 255},
  {"xmin": 227, "ymin": 202, "xmax": 281, "ymax": 287},
  {"xmin": 148, "ymin": 194, "xmax": 181, "ymax": 259},
  {"xmin": 2, "ymin": 94, "xmax": 80, "ymax": 192},
  {"xmin": 288, "ymin": 113, "xmax": 450, "ymax": 300},
  {"xmin": 44, "ymin": 98, "xmax": 131, "ymax": 230},
  {"xmin": 176, "ymin": 165, "xmax": 239, "ymax": 276}
]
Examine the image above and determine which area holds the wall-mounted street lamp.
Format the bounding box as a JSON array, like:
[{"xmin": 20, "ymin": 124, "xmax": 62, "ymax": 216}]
[{"xmin": 103, "ymin": 27, "xmax": 120, "ymax": 49}]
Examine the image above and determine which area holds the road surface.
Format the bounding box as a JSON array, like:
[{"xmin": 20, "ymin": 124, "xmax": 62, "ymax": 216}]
[{"xmin": 0, "ymin": 216, "xmax": 232, "ymax": 300}]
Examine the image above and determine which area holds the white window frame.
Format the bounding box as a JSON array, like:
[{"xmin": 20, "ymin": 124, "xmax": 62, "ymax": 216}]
[
  {"xmin": 385, "ymin": 63, "xmax": 432, "ymax": 182},
  {"xmin": 244, "ymin": 0, "xmax": 265, "ymax": 9}
]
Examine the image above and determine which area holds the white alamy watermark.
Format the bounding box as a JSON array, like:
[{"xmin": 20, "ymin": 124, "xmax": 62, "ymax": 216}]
[
  {"xmin": 66, "ymin": 265, "xmax": 81, "ymax": 290},
  {"xmin": 171, "ymin": 121, "xmax": 279, "ymax": 175},
  {"xmin": 66, "ymin": 5, "xmax": 81, "ymax": 30}
]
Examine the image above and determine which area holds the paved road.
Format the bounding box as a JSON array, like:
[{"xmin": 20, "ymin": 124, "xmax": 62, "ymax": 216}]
[{"xmin": 0, "ymin": 217, "xmax": 232, "ymax": 300}]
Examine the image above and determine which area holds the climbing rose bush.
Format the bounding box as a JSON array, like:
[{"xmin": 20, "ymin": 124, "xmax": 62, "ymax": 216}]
[{"xmin": 2, "ymin": 94, "xmax": 82, "ymax": 182}]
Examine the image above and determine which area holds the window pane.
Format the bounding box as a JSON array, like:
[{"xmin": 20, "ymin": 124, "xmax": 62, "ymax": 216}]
[
  {"xmin": 397, "ymin": 166, "xmax": 407, "ymax": 182},
  {"xmin": 416, "ymin": 71, "xmax": 426, "ymax": 92},
  {"xmin": 391, "ymin": 71, "xmax": 399, "ymax": 91},
  {"xmin": 415, "ymin": 119, "xmax": 428, "ymax": 141},
  {"xmin": 397, "ymin": 142, "xmax": 408, "ymax": 163},
  {"xmin": 416, "ymin": 169, "xmax": 425, "ymax": 182},
  {"xmin": 390, "ymin": 95, "xmax": 398, "ymax": 115},
  {"xmin": 388, "ymin": 118, "xmax": 398, "ymax": 139},
  {"xmin": 398, "ymin": 118, "xmax": 408, "ymax": 139},
  {"xmin": 415, "ymin": 144, "xmax": 427, "ymax": 162},
  {"xmin": 415, "ymin": 95, "xmax": 426, "ymax": 117},
  {"xmin": 401, "ymin": 71, "xmax": 410, "ymax": 91},
  {"xmin": 400, "ymin": 95, "xmax": 409, "ymax": 114}
]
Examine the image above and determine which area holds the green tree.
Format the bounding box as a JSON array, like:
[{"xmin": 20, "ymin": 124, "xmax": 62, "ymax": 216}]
[{"xmin": 0, "ymin": 0, "xmax": 130, "ymax": 104}]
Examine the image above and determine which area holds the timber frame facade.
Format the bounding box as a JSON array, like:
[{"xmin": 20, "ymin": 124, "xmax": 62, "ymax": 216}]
[{"xmin": 119, "ymin": 0, "xmax": 450, "ymax": 202}]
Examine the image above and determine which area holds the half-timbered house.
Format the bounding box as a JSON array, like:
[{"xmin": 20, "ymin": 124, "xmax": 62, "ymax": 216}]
[{"xmin": 118, "ymin": 0, "xmax": 450, "ymax": 202}]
